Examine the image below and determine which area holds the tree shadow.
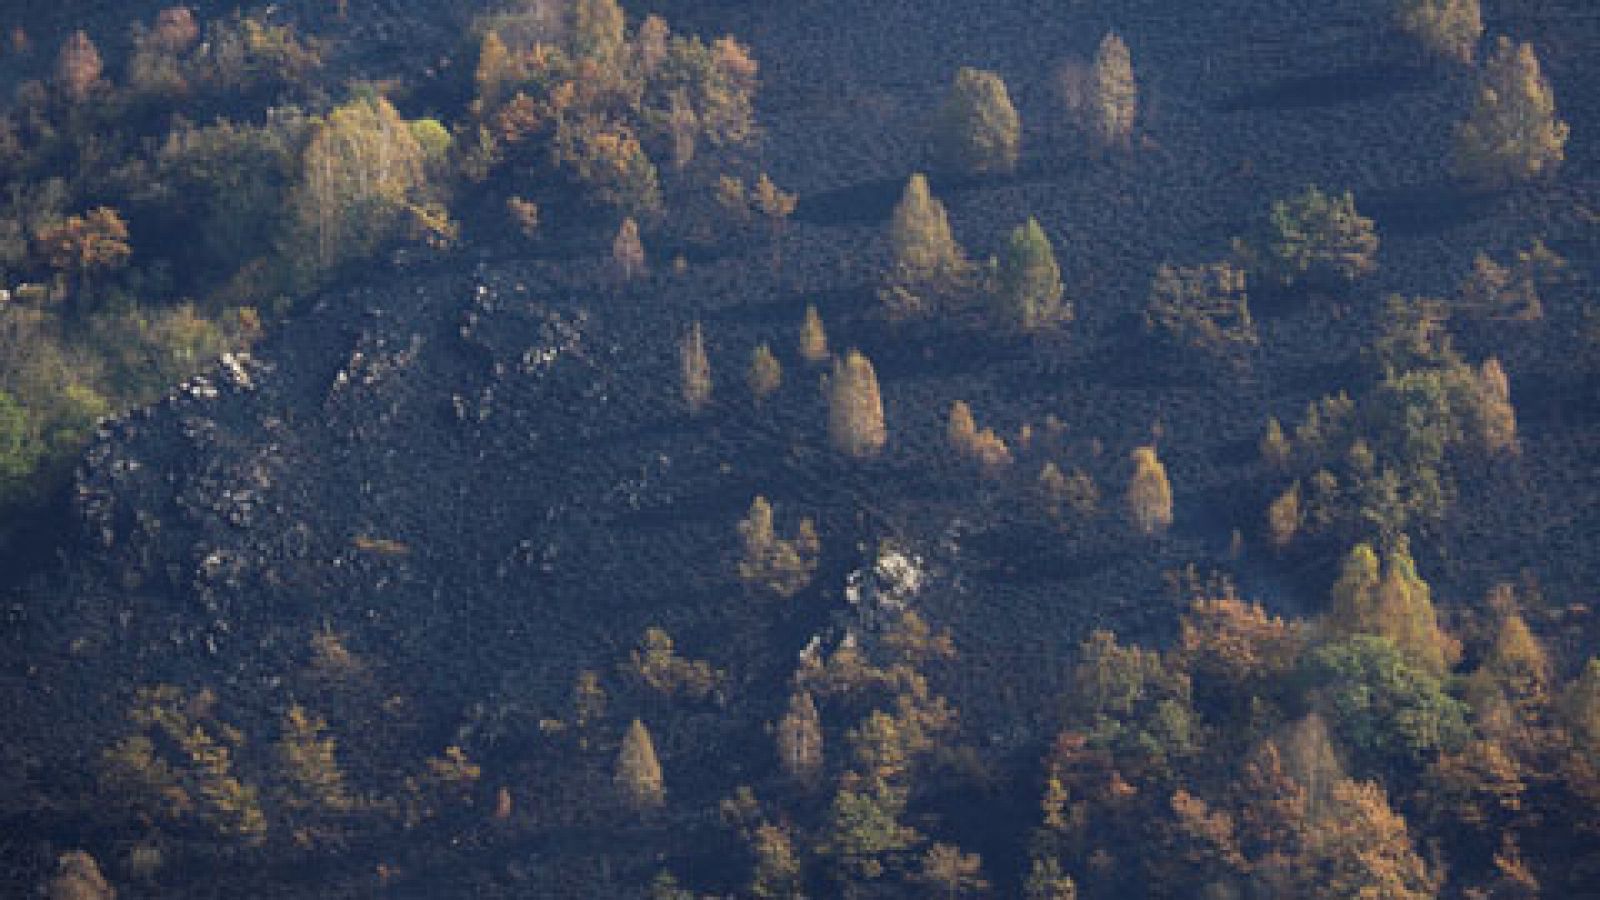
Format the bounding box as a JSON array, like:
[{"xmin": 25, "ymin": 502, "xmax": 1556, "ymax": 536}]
[
  {"xmin": 792, "ymin": 176, "xmax": 908, "ymax": 227},
  {"xmin": 1361, "ymin": 179, "xmax": 1496, "ymax": 236},
  {"xmin": 1219, "ymin": 63, "xmax": 1432, "ymax": 113}
]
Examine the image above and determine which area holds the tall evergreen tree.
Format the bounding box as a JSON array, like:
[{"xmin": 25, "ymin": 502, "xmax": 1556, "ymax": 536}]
[
  {"xmin": 776, "ymin": 690, "xmax": 824, "ymax": 785},
  {"xmin": 799, "ymin": 304, "xmax": 830, "ymax": 364},
  {"xmin": 680, "ymin": 322, "xmax": 712, "ymax": 414},
  {"xmin": 932, "ymin": 67, "xmax": 1021, "ymax": 175},
  {"xmin": 1126, "ymin": 445, "xmax": 1173, "ymax": 535},
  {"xmin": 615, "ymin": 718, "xmax": 666, "ymax": 812},
  {"xmin": 1089, "ymin": 32, "xmax": 1137, "ymax": 149},
  {"xmin": 828, "ymin": 350, "xmax": 887, "ymax": 458},
  {"xmin": 1395, "ymin": 0, "xmax": 1482, "ymax": 64},
  {"xmin": 885, "ymin": 174, "xmax": 968, "ymax": 307},
  {"xmin": 995, "ymin": 218, "xmax": 1066, "ymax": 331}
]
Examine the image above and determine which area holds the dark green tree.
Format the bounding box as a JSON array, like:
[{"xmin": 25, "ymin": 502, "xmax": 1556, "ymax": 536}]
[
  {"xmin": 931, "ymin": 67, "xmax": 1021, "ymax": 175},
  {"xmin": 995, "ymin": 218, "xmax": 1065, "ymax": 331}
]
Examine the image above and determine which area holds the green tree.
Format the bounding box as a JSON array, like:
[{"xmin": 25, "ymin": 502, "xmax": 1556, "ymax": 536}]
[
  {"xmin": 0, "ymin": 390, "xmax": 42, "ymax": 485},
  {"xmin": 996, "ymin": 218, "xmax": 1066, "ymax": 331},
  {"xmin": 1454, "ymin": 37, "xmax": 1568, "ymax": 187},
  {"xmin": 289, "ymin": 96, "xmax": 433, "ymax": 276},
  {"xmin": 1302, "ymin": 636, "xmax": 1469, "ymax": 770},
  {"xmin": 822, "ymin": 783, "xmax": 922, "ymax": 883},
  {"xmin": 616, "ymin": 718, "xmax": 666, "ymax": 812},
  {"xmin": 1088, "ymin": 33, "xmax": 1137, "ymax": 149},
  {"xmin": 1395, "ymin": 0, "xmax": 1482, "ymax": 64},
  {"xmin": 828, "ymin": 350, "xmax": 887, "ymax": 458},
  {"xmin": 1255, "ymin": 186, "xmax": 1378, "ymax": 288},
  {"xmin": 932, "ymin": 67, "xmax": 1021, "ymax": 175}
]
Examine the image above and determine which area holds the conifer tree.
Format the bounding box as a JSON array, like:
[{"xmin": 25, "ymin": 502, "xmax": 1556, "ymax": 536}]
[
  {"xmin": 828, "ymin": 350, "xmax": 887, "ymax": 458},
  {"xmin": 1259, "ymin": 186, "xmax": 1379, "ymax": 288},
  {"xmin": 776, "ymin": 690, "xmax": 824, "ymax": 786},
  {"xmin": 996, "ymin": 218, "xmax": 1066, "ymax": 331},
  {"xmin": 799, "ymin": 304, "xmax": 830, "ymax": 364},
  {"xmin": 750, "ymin": 823, "xmax": 804, "ymax": 898},
  {"xmin": 1088, "ymin": 32, "xmax": 1137, "ymax": 149},
  {"xmin": 1454, "ymin": 38, "xmax": 1568, "ymax": 187},
  {"xmin": 1396, "ymin": 0, "xmax": 1482, "ymax": 64},
  {"xmin": 947, "ymin": 401, "xmax": 978, "ymax": 455},
  {"xmin": 613, "ymin": 217, "xmax": 646, "ymax": 280},
  {"xmin": 680, "ymin": 322, "xmax": 712, "ymax": 414},
  {"xmin": 473, "ymin": 29, "xmax": 518, "ymax": 114},
  {"xmin": 738, "ymin": 495, "xmax": 777, "ymax": 580},
  {"xmin": 1126, "ymin": 445, "xmax": 1173, "ymax": 535},
  {"xmin": 747, "ymin": 343, "xmax": 782, "ymax": 406},
  {"xmin": 1484, "ymin": 610, "xmax": 1551, "ymax": 703},
  {"xmin": 615, "ymin": 718, "xmax": 666, "ymax": 812},
  {"xmin": 1372, "ymin": 539, "xmax": 1459, "ymax": 676},
  {"xmin": 1563, "ymin": 659, "xmax": 1600, "ymax": 753},
  {"xmin": 887, "ymin": 174, "xmax": 967, "ymax": 293},
  {"xmin": 932, "ymin": 67, "xmax": 1021, "ymax": 175}
]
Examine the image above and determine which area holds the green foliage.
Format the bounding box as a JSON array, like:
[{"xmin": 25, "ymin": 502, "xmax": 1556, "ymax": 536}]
[
  {"xmin": 822, "ymin": 783, "xmax": 922, "ymax": 883},
  {"xmin": 0, "ymin": 390, "xmax": 43, "ymax": 484},
  {"xmin": 1301, "ymin": 636, "xmax": 1469, "ymax": 771},
  {"xmin": 1070, "ymin": 630, "xmax": 1199, "ymax": 776},
  {"xmin": 1253, "ymin": 186, "xmax": 1378, "ymax": 288},
  {"xmin": 995, "ymin": 218, "xmax": 1065, "ymax": 331},
  {"xmin": 628, "ymin": 627, "xmax": 726, "ymax": 701},
  {"xmin": 1454, "ymin": 38, "xmax": 1568, "ymax": 187},
  {"xmin": 931, "ymin": 67, "xmax": 1021, "ymax": 175}
]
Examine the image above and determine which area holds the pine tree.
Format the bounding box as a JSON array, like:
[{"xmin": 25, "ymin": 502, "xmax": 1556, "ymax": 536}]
[
  {"xmin": 1563, "ymin": 658, "xmax": 1600, "ymax": 753},
  {"xmin": 1454, "ymin": 38, "xmax": 1568, "ymax": 187},
  {"xmin": 1328, "ymin": 543, "xmax": 1383, "ymax": 637},
  {"xmin": 828, "ymin": 350, "xmax": 887, "ymax": 458},
  {"xmin": 750, "ymin": 823, "xmax": 804, "ymax": 898},
  {"xmin": 1396, "ymin": 0, "xmax": 1482, "ymax": 64},
  {"xmin": 1088, "ymin": 32, "xmax": 1137, "ymax": 149},
  {"xmin": 1126, "ymin": 445, "xmax": 1173, "ymax": 535},
  {"xmin": 1259, "ymin": 186, "xmax": 1379, "ymax": 288},
  {"xmin": 473, "ymin": 30, "xmax": 518, "ymax": 114},
  {"xmin": 932, "ymin": 67, "xmax": 1021, "ymax": 175},
  {"xmin": 886, "ymin": 174, "xmax": 967, "ymax": 305},
  {"xmin": 996, "ymin": 218, "xmax": 1066, "ymax": 331},
  {"xmin": 615, "ymin": 718, "xmax": 666, "ymax": 812},
  {"xmin": 276, "ymin": 705, "xmax": 353, "ymax": 816},
  {"xmin": 738, "ymin": 495, "xmax": 777, "ymax": 581},
  {"xmin": 799, "ymin": 304, "xmax": 830, "ymax": 364},
  {"xmin": 748, "ymin": 343, "xmax": 782, "ymax": 406},
  {"xmin": 613, "ymin": 217, "xmax": 646, "ymax": 280},
  {"xmin": 776, "ymin": 690, "xmax": 824, "ymax": 785},
  {"xmin": 680, "ymin": 322, "xmax": 712, "ymax": 414}
]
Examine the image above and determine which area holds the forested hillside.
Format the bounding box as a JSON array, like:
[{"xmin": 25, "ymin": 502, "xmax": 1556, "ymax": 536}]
[{"xmin": 3, "ymin": 0, "xmax": 1600, "ymax": 896}]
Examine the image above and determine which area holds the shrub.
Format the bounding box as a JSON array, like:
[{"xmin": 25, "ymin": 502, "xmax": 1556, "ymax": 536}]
[{"xmin": 1144, "ymin": 261, "xmax": 1255, "ymax": 355}]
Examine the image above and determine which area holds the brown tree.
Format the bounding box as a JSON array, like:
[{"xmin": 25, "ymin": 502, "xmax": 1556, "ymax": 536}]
[
  {"xmin": 55, "ymin": 31, "xmax": 103, "ymax": 102},
  {"xmin": 799, "ymin": 303, "xmax": 830, "ymax": 364},
  {"xmin": 613, "ymin": 217, "xmax": 646, "ymax": 279},
  {"xmin": 776, "ymin": 690, "xmax": 824, "ymax": 786},
  {"xmin": 615, "ymin": 718, "xmax": 666, "ymax": 812},
  {"xmin": 35, "ymin": 207, "xmax": 131, "ymax": 308},
  {"xmin": 828, "ymin": 350, "xmax": 887, "ymax": 458},
  {"xmin": 44, "ymin": 851, "xmax": 114, "ymax": 900},
  {"xmin": 883, "ymin": 173, "xmax": 967, "ymax": 317},
  {"xmin": 680, "ymin": 321, "xmax": 712, "ymax": 414},
  {"xmin": 1126, "ymin": 445, "xmax": 1173, "ymax": 535},
  {"xmin": 1088, "ymin": 32, "xmax": 1137, "ymax": 149},
  {"xmin": 1396, "ymin": 0, "xmax": 1482, "ymax": 63},
  {"xmin": 931, "ymin": 67, "xmax": 1021, "ymax": 175},
  {"xmin": 747, "ymin": 343, "xmax": 782, "ymax": 406},
  {"xmin": 1454, "ymin": 38, "xmax": 1568, "ymax": 187}
]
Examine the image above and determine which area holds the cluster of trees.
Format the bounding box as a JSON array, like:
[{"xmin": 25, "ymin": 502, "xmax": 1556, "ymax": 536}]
[{"xmin": 1029, "ymin": 553, "xmax": 1600, "ymax": 897}]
